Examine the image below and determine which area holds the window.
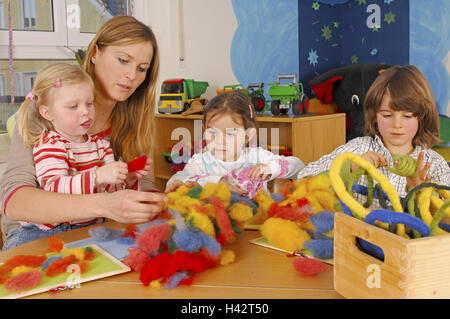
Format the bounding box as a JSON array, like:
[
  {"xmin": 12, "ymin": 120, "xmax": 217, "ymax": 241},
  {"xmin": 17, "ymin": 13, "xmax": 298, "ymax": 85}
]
[
  {"xmin": 0, "ymin": 1, "xmax": 4, "ymax": 29},
  {"xmin": 0, "ymin": 74, "xmax": 5, "ymax": 96},
  {"xmin": 0, "ymin": 0, "xmax": 146, "ymax": 133},
  {"xmin": 20, "ymin": 0, "xmax": 37, "ymax": 30}
]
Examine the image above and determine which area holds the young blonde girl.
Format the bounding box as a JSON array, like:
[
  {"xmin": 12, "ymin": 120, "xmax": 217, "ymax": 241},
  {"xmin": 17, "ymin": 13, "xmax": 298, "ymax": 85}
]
[
  {"xmin": 166, "ymin": 90, "xmax": 304, "ymax": 198},
  {"xmin": 297, "ymin": 65, "xmax": 449, "ymax": 204},
  {"xmin": 15, "ymin": 63, "xmax": 149, "ymax": 241}
]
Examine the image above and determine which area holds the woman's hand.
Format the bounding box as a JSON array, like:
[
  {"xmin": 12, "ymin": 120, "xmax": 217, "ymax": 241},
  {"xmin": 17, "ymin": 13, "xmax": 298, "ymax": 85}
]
[
  {"xmin": 406, "ymin": 151, "xmax": 431, "ymax": 188},
  {"xmin": 126, "ymin": 157, "xmax": 152, "ymax": 188},
  {"xmin": 165, "ymin": 179, "xmax": 201, "ymax": 193},
  {"xmin": 247, "ymin": 164, "xmax": 272, "ymax": 182},
  {"xmin": 351, "ymin": 152, "xmax": 388, "ymax": 171},
  {"xmin": 103, "ymin": 189, "xmax": 167, "ymax": 224},
  {"xmin": 95, "ymin": 161, "xmax": 128, "ymax": 185}
]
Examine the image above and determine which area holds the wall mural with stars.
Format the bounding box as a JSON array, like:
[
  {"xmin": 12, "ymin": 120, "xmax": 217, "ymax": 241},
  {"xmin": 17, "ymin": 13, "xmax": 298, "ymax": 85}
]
[
  {"xmin": 299, "ymin": 0, "xmax": 409, "ymax": 97},
  {"xmin": 230, "ymin": 0, "xmax": 449, "ymax": 116}
]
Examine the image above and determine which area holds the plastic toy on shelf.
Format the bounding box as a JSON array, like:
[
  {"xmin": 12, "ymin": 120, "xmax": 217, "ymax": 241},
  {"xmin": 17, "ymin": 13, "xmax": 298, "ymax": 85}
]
[
  {"xmin": 158, "ymin": 78, "xmax": 209, "ymax": 114},
  {"xmin": 216, "ymin": 83, "xmax": 268, "ymax": 114},
  {"xmin": 267, "ymin": 74, "xmax": 309, "ymax": 116}
]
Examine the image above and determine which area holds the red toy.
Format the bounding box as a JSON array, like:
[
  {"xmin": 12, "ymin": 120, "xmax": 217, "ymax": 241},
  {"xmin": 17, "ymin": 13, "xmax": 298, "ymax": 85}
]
[{"xmin": 127, "ymin": 155, "xmax": 147, "ymax": 172}]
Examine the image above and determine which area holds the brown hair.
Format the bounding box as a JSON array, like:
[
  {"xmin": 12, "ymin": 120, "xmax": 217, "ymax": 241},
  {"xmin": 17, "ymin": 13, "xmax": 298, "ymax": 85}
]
[
  {"xmin": 17, "ymin": 63, "xmax": 94, "ymax": 148},
  {"xmin": 203, "ymin": 90, "xmax": 256, "ymax": 130},
  {"xmin": 364, "ymin": 65, "xmax": 441, "ymax": 148},
  {"xmin": 83, "ymin": 15, "xmax": 160, "ymax": 161}
]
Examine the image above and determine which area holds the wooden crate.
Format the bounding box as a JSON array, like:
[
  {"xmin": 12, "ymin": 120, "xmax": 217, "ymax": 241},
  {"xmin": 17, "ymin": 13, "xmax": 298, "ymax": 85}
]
[{"xmin": 334, "ymin": 212, "xmax": 450, "ymax": 298}]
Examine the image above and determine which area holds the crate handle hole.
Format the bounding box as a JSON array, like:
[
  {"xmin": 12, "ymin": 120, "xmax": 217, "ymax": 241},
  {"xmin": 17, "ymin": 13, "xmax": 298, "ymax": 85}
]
[{"xmin": 355, "ymin": 236, "xmax": 385, "ymax": 262}]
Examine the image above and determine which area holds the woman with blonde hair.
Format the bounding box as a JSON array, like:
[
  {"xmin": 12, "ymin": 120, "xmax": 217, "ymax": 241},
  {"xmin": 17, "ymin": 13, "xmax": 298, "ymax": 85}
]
[{"xmin": 1, "ymin": 15, "xmax": 166, "ymax": 250}]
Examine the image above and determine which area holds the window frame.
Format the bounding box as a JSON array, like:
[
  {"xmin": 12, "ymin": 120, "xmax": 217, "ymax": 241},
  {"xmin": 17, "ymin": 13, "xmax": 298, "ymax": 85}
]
[{"xmin": 0, "ymin": 0, "xmax": 146, "ymax": 60}]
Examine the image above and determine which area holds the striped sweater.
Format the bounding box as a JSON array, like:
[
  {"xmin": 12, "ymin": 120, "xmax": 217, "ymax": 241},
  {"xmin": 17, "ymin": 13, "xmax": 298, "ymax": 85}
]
[{"xmin": 23, "ymin": 130, "xmax": 124, "ymax": 230}]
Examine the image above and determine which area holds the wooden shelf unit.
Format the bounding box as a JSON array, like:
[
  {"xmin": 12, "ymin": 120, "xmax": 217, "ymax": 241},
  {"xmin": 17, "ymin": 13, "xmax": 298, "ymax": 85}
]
[{"xmin": 152, "ymin": 113, "xmax": 346, "ymax": 191}]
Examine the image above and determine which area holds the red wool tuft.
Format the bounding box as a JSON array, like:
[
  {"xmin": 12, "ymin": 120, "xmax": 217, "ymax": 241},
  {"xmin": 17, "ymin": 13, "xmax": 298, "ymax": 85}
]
[
  {"xmin": 46, "ymin": 255, "xmax": 77, "ymax": 277},
  {"xmin": 136, "ymin": 223, "xmax": 171, "ymax": 255},
  {"xmin": 0, "ymin": 255, "xmax": 46, "ymax": 276},
  {"xmin": 46, "ymin": 237, "xmax": 64, "ymax": 253},
  {"xmin": 272, "ymin": 206, "xmax": 312, "ymax": 222},
  {"xmin": 123, "ymin": 248, "xmax": 151, "ymax": 273},
  {"xmin": 122, "ymin": 224, "xmax": 138, "ymax": 239},
  {"xmin": 178, "ymin": 277, "xmax": 193, "ymax": 286},
  {"xmin": 162, "ymin": 251, "xmax": 190, "ymax": 280},
  {"xmin": 4, "ymin": 270, "xmax": 42, "ymax": 292},
  {"xmin": 139, "ymin": 252, "xmax": 172, "ymax": 286},
  {"xmin": 210, "ymin": 196, "xmax": 234, "ymax": 242},
  {"xmin": 293, "ymin": 258, "xmax": 328, "ymax": 276}
]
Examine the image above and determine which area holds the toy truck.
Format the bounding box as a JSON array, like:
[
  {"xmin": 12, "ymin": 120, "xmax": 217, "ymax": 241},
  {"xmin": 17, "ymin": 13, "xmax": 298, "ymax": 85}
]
[
  {"xmin": 267, "ymin": 74, "xmax": 309, "ymax": 116},
  {"xmin": 158, "ymin": 78, "xmax": 209, "ymax": 114}
]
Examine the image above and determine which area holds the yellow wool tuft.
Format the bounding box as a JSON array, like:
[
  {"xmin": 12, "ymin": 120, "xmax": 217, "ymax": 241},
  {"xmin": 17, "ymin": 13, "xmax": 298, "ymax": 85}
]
[
  {"xmin": 150, "ymin": 278, "xmax": 162, "ymax": 288},
  {"xmin": 63, "ymin": 248, "xmax": 85, "ymax": 260},
  {"xmin": 255, "ymin": 190, "xmax": 274, "ymax": 212},
  {"xmin": 214, "ymin": 183, "xmax": 231, "ymax": 207},
  {"xmin": 291, "ymin": 181, "xmax": 307, "ymax": 198},
  {"xmin": 11, "ymin": 266, "xmax": 36, "ymax": 276},
  {"xmin": 261, "ymin": 217, "xmax": 311, "ymax": 252},
  {"xmin": 309, "ymin": 173, "xmax": 331, "ymax": 191},
  {"xmin": 220, "ymin": 249, "xmax": 235, "ymax": 266},
  {"xmin": 200, "ymin": 183, "xmax": 218, "ymax": 199},
  {"xmin": 188, "ymin": 211, "xmax": 215, "ymax": 237},
  {"xmin": 202, "ymin": 203, "xmax": 216, "ymax": 217},
  {"xmin": 170, "ymin": 195, "xmax": 202, "ymax": 214},
  {"xmin": 229, "ymin": 203, "xmax": 254, "ymax": 222},
  {"xmin": 305, "ymin": 194, "xmax": 324, "ymax": 213},
  {"xmin": 312, "ymin": 189, "xmax": 339, "ymax": 212}
]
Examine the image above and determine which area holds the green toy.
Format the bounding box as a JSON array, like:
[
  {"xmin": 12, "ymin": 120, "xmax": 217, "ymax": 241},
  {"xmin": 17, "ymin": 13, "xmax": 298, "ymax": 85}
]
[{"xmin": 266, "ymin": 74, "xmax": 309, "ymax": 116}]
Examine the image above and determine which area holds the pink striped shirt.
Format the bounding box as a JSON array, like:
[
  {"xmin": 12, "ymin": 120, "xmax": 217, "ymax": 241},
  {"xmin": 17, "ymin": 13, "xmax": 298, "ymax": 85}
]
[{"xmin": 22, "ymin": 130, "xmax": 124, "ymax": 230}]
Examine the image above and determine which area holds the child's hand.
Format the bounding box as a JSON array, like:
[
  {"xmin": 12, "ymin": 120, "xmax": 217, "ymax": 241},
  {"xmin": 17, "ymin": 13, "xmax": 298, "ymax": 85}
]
[
  {"xmin": 247, "ymin": 164, "xmax": 272, "ymax": 182},
  {"xmin": 165, "ymin": 179, "xmax": 201, "ymax": 193},
  {"xmin": 95, "ymin": 161, "xmax": 128, "ymax": 185},
  {"xmin": 406, "ymin": 151, "xmax": 431, "ymax": 189},
  {"xmin": 126, "ymin": 157, "xmax": 152, "ymax": 188},
  {"xmin": 352, "ymin": 152, "xmax": 388, "ymax": 171}
]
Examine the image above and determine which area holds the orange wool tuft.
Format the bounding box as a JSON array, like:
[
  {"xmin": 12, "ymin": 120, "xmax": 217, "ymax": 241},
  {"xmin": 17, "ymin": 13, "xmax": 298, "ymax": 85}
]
[{"xmin": 46, "ymin": 237, "xmax": 64, "ymax": 253}]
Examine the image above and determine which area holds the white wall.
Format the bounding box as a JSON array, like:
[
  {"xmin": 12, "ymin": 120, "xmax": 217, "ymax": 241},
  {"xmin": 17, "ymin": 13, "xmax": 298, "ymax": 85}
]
[{"xmin": 145, "ymin": 0, "xmax": 238, "ymax": 101}]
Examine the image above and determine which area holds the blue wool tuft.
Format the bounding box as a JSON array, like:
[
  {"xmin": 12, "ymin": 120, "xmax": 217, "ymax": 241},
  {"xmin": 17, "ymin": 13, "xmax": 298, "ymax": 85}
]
[
  {"xmin": 165, "ymin": 272, "xmax": 190, "ymax": 289},
  {"xmin": 88, "ymin": 227, "xmax": 123, "ymax": 242},
  {"xmin": 230, "ymin": 191, "xmax": 258, "ymax": 215},
  {"xmin": 270, "ymin": 193, "xmax": 284, "ymax": 202},
  {"xmin": 198, "ymin": 232, "xmax": 221, "ymax": 258},
  {"xmin": 116, "ymin": 236, "xmax": 135, "ymax": 245},
  {"xmin": 168, "ymin": 209, "xmax": 188, "ymax": 230},
  {"xmin": 304, "ymin": 239, "xmax": 334, "ymax": 259},
  {"xmin": 308, "ymin": 210, "xmax": 334, "ymax": 233},
  {"xmin": 41, "ymin": 255, "xmax": 64, "ymax": 271},
  {"xmin": 173, "ymin": 228, "xmax": 203, "ymax": 252},
  {"xmin": 306, "ymin": 230, "xmax": 333, "ymax": 240}
]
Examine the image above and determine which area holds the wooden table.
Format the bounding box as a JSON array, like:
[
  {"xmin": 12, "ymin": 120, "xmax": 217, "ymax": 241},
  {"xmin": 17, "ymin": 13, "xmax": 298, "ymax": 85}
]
[{"xmin": 0, "ymin": 221, "xmax": 343, "ymax": 299}]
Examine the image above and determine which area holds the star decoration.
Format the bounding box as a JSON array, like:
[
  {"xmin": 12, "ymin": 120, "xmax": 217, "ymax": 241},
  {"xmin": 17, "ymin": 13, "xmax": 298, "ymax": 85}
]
[
  {"xmin": 356, "ymin": 0, "xmax": 366, "ymax": 5},
  {"xmin": 372, "ymin": 25, "xmax": 379, "ymax": 32},
  {"xmin": 312, "ymin": 2, "xmax": 320, "ymax": 11},
  {"xmin": 333, "ymin": 21, "xmax": 340, "ymax": 29},
  {"xmin": 384, "ymin": 11, "xmax": 396, "ymax": 24},
  {"xmin": 370, "ymin": 48, "xmax": 378, "ymax": 56},
  {"xmin": 384, "ymin": 0, "xmax": 394, "ymax": 4},
  {"xmin": 321, "ymin": 25, "xmax": 332, "ymax": 41},
  {"xmin": 308, "ymin": 49, "xmax": 319, "ymax": 67},
  {"xmin": 350, "ymin": 55, "xmax": 358, "ymax": 64}
]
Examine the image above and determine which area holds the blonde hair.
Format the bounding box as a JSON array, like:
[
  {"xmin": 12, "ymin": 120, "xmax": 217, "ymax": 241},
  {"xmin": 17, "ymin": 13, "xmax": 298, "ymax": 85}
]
[
  {"xmin": 364, "ymin": 65, "xmax": 441, "ymax": 148},
  {"xmin": 17, "ymin": 63, "xmax": 94, "ymax": 148},
  {"xmin": 83, "ymin": 15, "xmax": 160, "ymax": 162}
]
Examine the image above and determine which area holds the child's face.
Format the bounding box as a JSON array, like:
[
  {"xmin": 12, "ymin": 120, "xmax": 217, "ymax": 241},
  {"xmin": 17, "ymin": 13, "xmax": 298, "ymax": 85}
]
[
  {"xmin": 204, "ymin": 112, "xmax": 247, "ymax": 162},
  {"xmin": 376, "ymin": 92, "xmax": 419, "ymax": 155},
  {"xmin": 41, "ymin": 82, "xmax": 95, "ymax": 142}
]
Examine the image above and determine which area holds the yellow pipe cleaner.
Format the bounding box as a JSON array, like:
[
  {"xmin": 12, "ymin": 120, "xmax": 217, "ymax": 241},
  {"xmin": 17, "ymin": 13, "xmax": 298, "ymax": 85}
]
[{"xmin": 330, "ymin": 152, "xmax": 405, "ymax": 236}]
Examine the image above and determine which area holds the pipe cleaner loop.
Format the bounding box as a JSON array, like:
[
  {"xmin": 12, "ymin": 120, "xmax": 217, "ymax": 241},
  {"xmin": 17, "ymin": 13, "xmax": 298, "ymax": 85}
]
[
  {"xmin": 385, "ymin": 154, "xmax": 417, "ymax": 177},
  {"xmin": 330, "ymin": 152, "xmax": 405, "ymax": 236}
]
